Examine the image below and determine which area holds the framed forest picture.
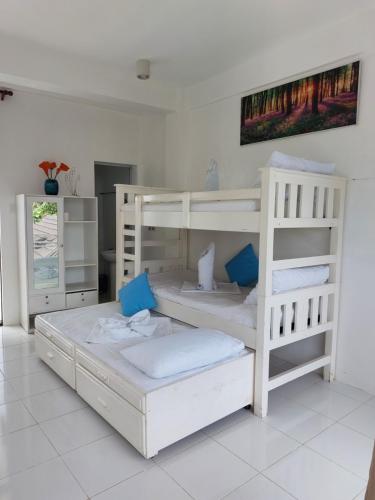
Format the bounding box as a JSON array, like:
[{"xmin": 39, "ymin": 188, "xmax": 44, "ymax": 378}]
[{"xmin": 240, "ymin": 61, "xmax": 360, "ymax": 145}]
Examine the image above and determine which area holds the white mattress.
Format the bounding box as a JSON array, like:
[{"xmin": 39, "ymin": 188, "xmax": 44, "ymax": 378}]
[
  {"xmin": 35, "ymin": 302, "xmax": 250, "ymax": 394},
  {"xmin": 150, "ymin": 270, "xmax": 257, "ymax": 329},
  {"xmin": 124, "ymin": 199, "xmax": 259, "ymax": 213}
]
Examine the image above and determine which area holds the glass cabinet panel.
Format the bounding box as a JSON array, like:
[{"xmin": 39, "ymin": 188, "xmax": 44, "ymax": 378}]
[{"xmin": 31, "ymin": 201, "xmax": 60, "ymax": 290}]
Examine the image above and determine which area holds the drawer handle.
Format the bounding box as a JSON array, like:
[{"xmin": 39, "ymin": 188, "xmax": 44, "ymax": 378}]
[
  {"xmin": 47, "ymin": 351, "xmax": 55, "ymax": 360},
  {"xmin": 97, "ymin": 397, "xmax": 108, "ymax": 409}
]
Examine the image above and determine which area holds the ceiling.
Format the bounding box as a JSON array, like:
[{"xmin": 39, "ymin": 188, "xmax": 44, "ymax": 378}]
[{"xmin": 0, "ymin": 0, "xmax": 372, "ymax": 87}]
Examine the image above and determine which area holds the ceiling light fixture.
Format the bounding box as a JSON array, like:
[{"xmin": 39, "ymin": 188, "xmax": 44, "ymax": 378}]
[{"xmin": 136, "ymin": 59, "xmax": 150, "ymax": 80}]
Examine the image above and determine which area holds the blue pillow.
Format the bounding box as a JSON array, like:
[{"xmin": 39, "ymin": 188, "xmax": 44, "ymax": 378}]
[
  {"xmin": 118, "ymin": 273, "xmax": 157, "ymax": 316},
  {"xmin": 225, "ymin": 244, "xmax": 259, "ymax": 287}
]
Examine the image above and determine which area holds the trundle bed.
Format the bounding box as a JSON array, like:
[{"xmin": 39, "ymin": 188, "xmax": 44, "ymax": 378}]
[
  {"xmin": 35, "ymin": 303, "xmax": 254, "ymax": 458},
  {"xmin": 116, "ymin": 167, "xmax": 346, "ymax": 417}
]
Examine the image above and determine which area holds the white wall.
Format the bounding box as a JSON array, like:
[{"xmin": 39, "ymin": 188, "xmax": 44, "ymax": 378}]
[
  {"xmin": 0, "ymin": 33, "xmax": 179, "ymax": 112},
  {"xmin": 165, "ymin": 8, "xmax": 375, "ymax": 393},
  {"xmin": 0, "ymin": 90, "xmax": 166, "ymax": 325}
]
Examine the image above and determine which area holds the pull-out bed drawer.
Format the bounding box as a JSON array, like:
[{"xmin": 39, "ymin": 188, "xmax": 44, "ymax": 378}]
[
  {"xmin": 33, "ymin": 302, "xmax": 254, "ymax": 459},
  {"xmin": 76, "ymin": 366, "xmax": 146, "ymax": 456},
  {"xmin": 35, "ymin": 331, "xmax": 75, "ymax": 388}
]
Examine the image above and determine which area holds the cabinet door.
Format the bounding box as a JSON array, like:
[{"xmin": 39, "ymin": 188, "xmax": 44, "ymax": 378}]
[{"xmin": 26, "ymin": 196, "xmax": 64, "ymax": 295}]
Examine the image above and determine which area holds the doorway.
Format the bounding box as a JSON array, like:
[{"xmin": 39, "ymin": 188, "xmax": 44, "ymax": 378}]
[{"xmin": 94, "ymin": 162, "xmax": 135, "ymax": 302}]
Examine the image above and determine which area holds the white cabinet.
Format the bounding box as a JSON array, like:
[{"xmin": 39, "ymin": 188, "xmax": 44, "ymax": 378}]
[
  {"xmin": 29, "ymin": 293, "xmax": 66, "ymax": 314},
  {"xmin": 66, "ymin": 290, "xmax": 98, "ymax": 309},
  {"xmin": 17, "ymin": 195, "xmax": 98, "ymax": 331}
]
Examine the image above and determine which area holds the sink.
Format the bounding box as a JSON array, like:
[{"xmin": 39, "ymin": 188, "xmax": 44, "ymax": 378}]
[{"xmin": 101, "ymin": 250, "xmax": 116, "ymax": 263}]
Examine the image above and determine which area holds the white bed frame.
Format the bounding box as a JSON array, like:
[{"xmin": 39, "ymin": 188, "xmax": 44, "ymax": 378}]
[
  {"xmin": 116, "ymin": 167, "xmax": 346, "ymax": 417},
  {"xmin": 34, "ymin": 313, "xmax": 253, "ymax": 458}
]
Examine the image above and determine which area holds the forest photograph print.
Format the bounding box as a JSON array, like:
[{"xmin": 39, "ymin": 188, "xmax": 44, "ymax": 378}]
[{"xmin": 240, "ymin": 61, "xmax": 360, "ymax": 145}]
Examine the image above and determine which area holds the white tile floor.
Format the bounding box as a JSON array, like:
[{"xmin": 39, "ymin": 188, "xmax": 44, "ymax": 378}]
[{"xmin": 0, "ymin": 325, "xmax": 373, "ymax": 500}]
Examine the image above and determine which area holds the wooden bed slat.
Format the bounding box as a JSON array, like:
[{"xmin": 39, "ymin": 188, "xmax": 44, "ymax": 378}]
[
  {"xmin": 268, "ymin": 355, "xmax": 331, "ymax": 390},
  {"xmin": 287, "ymin": 183, "xmax": 298, "ymax": 218},
  {"xmin": 276, "ymin": 182, "xmax": 286, "ymax": 218}
]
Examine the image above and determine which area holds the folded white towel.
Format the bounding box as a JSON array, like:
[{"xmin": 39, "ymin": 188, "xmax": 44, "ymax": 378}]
[
  {"xmin": 86, "ymin": 310, "xmax": 159, "ymax": 344},
  {"xmin": 197, "ymin": 242, "xmax": 216, "ymax": 292}
]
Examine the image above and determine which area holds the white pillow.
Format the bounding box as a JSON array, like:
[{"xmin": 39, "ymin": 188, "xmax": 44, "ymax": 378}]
[
  {"xmin": 120, "ymin": 329, "xmax": 245, "ymax": 379},
  {"xmin": 273, "ymin": 265, "xmax": 329, "ymax": 294},
  {"xmin": 267, "ymin": 151, "xmax": 335, "ymax": 175},
  {"xmin": 244, "ymin": 265, "xmax": 329, "ymax": 304},
  {"xmin": 244, "ymin": 286, "xmax": 257, "ymax": 305},
  {"xmin": 198, "ymin": 242, "xmax": 216, "ymax": 291}
]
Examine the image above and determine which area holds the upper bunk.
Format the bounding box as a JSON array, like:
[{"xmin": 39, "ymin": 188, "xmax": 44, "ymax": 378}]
[{"xmin": 116, "ymin": 167, "xmax": 346, "ymax": 233}]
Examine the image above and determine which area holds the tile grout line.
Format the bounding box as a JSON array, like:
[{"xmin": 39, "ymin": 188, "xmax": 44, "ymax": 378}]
[
  {"xmin": 88, "ymin": 469, "xmax": 149, "ymax": 499},
  {"xmin": 26, "ymin": 397, "xmax": 89, "ymax": 425},
  {"xmin": 219, "ymin": 473, "xmax": 263, "ymax": 500},
  {"xmin": 279, "ymin": 387, "xmax": 364, "ymax": 422},
  {"xmin": 210, "ymin": 407, "xmax": 302, "ymax": 450},
  {"xmin": 151, "ymin": 433, "xmax": 209, "ymax": 466},
  {"xmin": 6, "ymin": 374, "xmax": 67, "ymax": 400},
  {"xmin": 303, "ymin": 439, "xmax": 370, "ymax": 483},
  {"xmin": 152, "ymin": 462, "xmax": 196, "ymax": 500},
  {"xmin": 258, "ymin": 472, "xmax": 300, "ymax": 500},
  {"xmin": 333, "ymin": 414, "xmax": 375, "ymax": 441},
  {"xmin": 208, "ymin": 426, "xmax": 303, "ymax": 474},
  {"xmin": 0, "ymin": 455, "xmax": 64, "ymax": 483},
  {"xmin": 39, "ymin": 414, "xmax": 115, "ymax": 456}
]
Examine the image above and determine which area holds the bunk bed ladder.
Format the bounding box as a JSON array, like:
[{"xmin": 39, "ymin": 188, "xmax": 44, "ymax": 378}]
[{"xmin": 254, "ymin": 168, "xmax": 346, "ymax": 418}]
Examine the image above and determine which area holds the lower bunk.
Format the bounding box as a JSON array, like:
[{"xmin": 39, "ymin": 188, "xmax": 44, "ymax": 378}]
[{"xmin": 34, "ymin": 302, "xmax": 254, "ymax": 458}]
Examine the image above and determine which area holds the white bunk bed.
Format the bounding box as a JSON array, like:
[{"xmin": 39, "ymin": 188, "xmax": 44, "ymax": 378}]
[{"xmin": 116, "ymin": 167, "xmax": 346, "ymax": 417}]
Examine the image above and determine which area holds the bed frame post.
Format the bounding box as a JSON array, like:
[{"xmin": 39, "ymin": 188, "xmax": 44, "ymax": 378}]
[
  {"xmin": 134, "ymin": 194, "xmax": 142, "ymax": 276},
  {"xmin": 180, "ymin": 229, "xmax": 189, "ymax": 270},
  {"xmin": 254, "ymin": 168, "xmax": 275, "ymax": 417},
  {"xmin": 323, "ymin": 179, "xmax": 346, "ymax": 382},
  {"xmin": 115, "ymin": 185, "xmax": 126, "ymax": 299}
]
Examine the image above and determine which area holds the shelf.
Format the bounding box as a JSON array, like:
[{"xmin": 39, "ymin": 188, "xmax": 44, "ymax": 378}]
[
  {"xmin": 66, "ymin": 281, "xmax": 98, "ymax": 293},
  {"xmin": 65, "ymin": 260, "xmax": 97, "ymax": 268},
  {"xmin": 64, "ymin": 220, "xmax": 96, "ymax": 224}
]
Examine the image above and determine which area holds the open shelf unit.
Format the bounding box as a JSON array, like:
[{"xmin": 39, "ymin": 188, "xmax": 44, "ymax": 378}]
[
  {"xmin": 64, "ymin": 197, "xmax": 97, "ymax": 222},
  {"xmin": 65, "ymin": 281, "xmax": 98, "ymax": 293},
  {"xmin": 63, "ymin": 197, "xmax": 98, "ymax": 298},
  {"xmin": 64, "ymin": 260, "xmax": 97, "ymax": 268}
]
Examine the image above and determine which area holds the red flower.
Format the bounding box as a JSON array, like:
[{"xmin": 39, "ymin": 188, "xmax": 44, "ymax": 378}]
[
  {"xmin": 56, "ymin": 162, "xmax": 70, "ymax": 176},
  {"xmin": 38, "ymin": 161, "xmax": 52, "ymax": 177},
  {"xmin": 38, "ymin": 161, "xmax": 70, "ymax": 179}
]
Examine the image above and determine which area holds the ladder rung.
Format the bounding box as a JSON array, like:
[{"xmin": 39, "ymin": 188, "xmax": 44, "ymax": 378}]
[
  {"xmin": 124, "ymin": 239, "xmax": 180, "ymax": 248},
  {"xmin": 123, "ymin": 253, "xmax": 135, "ymax": 261},
  {"xmin": 123, "ymin": 229, "xmax": 135, "ymax": 237},
  {"xmin": 272, "ymin": 255, "xmax": 337, "ymax": 270}
]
